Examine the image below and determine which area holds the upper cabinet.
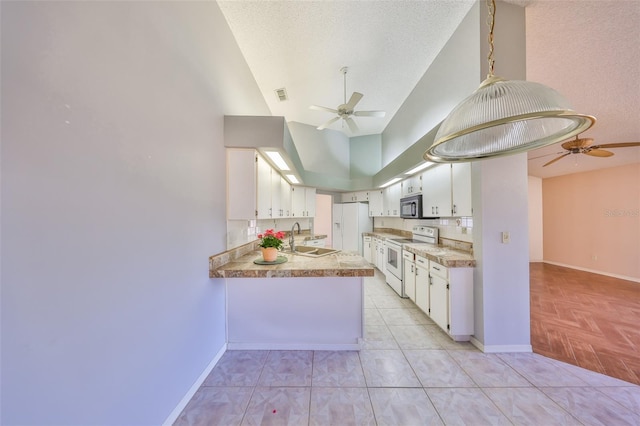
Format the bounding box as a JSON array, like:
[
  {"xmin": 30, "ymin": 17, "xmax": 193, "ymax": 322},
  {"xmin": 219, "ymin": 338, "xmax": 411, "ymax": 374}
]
[
  {"xmin": 291, "ymin": 186, "xmax": 316, "ymax": 217},
  {"xmin": 422, "ymin": 163, "xmax": 472, "ymax": 218},
  {"xmin": 451, "ymin": 163, "xmax": 472, "ymax": 217},
  {"xmin": 342, "ymin": 191, "xmax": 369, "ymax": 202},
  {"xmin": 227, "ymin": 149, "xmax": 257, "ymax": 220},
  {"xmin": 383, "ymin": 182, "xmax": 402, "ymax": 216},
  {"xmin": 401, "ymin": 174, "xmax": 422, "ymax": 197},
  {"xmin": 368, "ymin": 190, "xmax": 384, "ymax": 217},
  {"xmin": 227, "ymin": 148, "xmax": 310, "ymax": 220},
  {"xmin": 422, "ymin": 164, "xmax": 452, "ymax": 217}
]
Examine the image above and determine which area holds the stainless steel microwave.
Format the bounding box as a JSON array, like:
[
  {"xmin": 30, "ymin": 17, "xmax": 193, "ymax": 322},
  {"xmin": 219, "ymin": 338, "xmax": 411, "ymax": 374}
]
[{"xmin": 400, "ymin": 194, "xmax": 424, "ymax": 219}]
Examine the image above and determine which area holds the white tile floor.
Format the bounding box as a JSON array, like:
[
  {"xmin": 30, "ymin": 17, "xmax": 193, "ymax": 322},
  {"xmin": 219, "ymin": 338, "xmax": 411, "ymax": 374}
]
[{"xmin": 175, "ymin": 270, "xmax": 640, "ymax": 425}]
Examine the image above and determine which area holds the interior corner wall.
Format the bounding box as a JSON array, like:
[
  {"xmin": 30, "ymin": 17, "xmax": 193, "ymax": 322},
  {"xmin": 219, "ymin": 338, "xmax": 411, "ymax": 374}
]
[
  {"xmin": 542, "ymin": 163, "xmax": 640, "ymax": 281},
  {"xmin": 1, "ymin": 2, "xmax": 270, "ymax": 424},
  {"xmin": 528, "ymin": 176, "xmax": 543, "ymax": 262},
  {"xmin": 350, "ymin": 134, "xmax": 381, "ymax": 179},
  {"xmin": 287, "ymin": 122, "xmax": 350, "ymax": 179}
]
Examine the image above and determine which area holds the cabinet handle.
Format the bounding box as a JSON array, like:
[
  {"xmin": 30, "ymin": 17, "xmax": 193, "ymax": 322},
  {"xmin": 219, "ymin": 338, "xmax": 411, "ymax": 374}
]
[
  {"xmin": 453, "ymin": 204, "xmax": 457, "ymax": 214},
  {"xmin": 433, "ymin": 266, "xmax": 441, "ymax": 271}
]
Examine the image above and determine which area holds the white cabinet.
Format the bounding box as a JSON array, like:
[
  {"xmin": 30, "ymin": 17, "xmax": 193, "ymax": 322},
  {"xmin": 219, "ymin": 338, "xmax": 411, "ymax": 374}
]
[
  {"xmin": 368, "ymin": 190, "xmax": 384, "ymax": 217},
  {"xmin": 452, "ymin": 163, "xmax": 472, "ymax": 217},
  {"xmin": 401, "ymin": 175, "xmax": 422, "ymax": 197},
  {"xmin": 402, "ymin": 251, "xmax": 416, "ymax": 301},
  {"xmin": 428, "ymin": 260, "xmax": 474, "ymax": 341},
  {"xmin": 383, "ymin": 182, "xmax": 402, "ymax": 216},
  {"xmin": 227, "ymin": 149, "xmax": 257, "ymax": 220},
  {"xmin": 429, "ymin": 263, "xmax": 449, "ymax": 333},
  {"xmin": 342, "ymin": 191, "xmax": 369, "ymax": 202},
  {"xmin": 363, "ymin": 236, "xmax": 372, "ymax": 264},
  {"xmin": 256, "ymin": 154, "xmax": 274, "ymax": 219},
  {"xmin": 373, "ymin": 237, "xmax": 385, "ymax": 271},
  {"xmin": 414, "ymin": 255, "xmax": 430, "ymax": 314},
  {"xmin": 422, "ymin": 164, "xmax": 452, "ymax": 217},
  {"xmin": 291, "ymin": 186, "xmax": 316, "ymax": 217}
]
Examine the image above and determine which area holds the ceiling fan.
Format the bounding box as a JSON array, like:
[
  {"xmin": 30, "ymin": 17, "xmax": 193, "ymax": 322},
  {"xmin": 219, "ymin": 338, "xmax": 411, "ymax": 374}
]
[
  {"xmin": 533, "ymin": 135, "xmax": 640, "ymax": 167},
  {"xmin": 309, "ymin": 66, "xmax": 385, "ymax": 133}
]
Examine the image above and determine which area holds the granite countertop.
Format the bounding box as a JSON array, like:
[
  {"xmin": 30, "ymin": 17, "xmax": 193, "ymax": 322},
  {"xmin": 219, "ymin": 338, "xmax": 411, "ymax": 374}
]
[
  {"xmin": 364, "ymin": 230, "xmax": 476, "ymax": 268},
  {"xmin": 404, "ymin": 244, "xmax": 476, "ymax": 268},
  {"xmin": 210, "ymin": 249, "xmax": 374, "ymax": 279}
]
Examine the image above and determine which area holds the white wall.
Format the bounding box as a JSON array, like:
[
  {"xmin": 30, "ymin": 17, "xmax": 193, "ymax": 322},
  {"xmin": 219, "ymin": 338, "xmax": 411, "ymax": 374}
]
[
  {"xmin": 1, "ymin": 2, "xmax": 270, "ymax": 424},
  {"xmin": 528, "ymin": 176, "xmax": 544, "ymax": 262}
]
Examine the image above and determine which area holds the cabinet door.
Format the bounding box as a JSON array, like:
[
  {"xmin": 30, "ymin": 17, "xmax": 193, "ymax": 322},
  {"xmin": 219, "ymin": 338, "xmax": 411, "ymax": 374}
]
[
  {"xmin": 256, "ymin": 154, "xmax": 272, "ymax": 218},
  {"xmin": 403, "ymin": 258, "xmax": 416, "ymax": 301},
  {"xmin": 305, "ymin": 187, "xmax": 316, "ymax": 217},
  {"xmin": 430, "ymin": 274, "xmax": 449, "ymax": 333},
  {"xmin": 363, "ymin": 237, "xmax": 372, "ymax": 263},
  {"xmin": 227, "ymin": 149, "xmax": 257, "ymax": 219},
  {"xmin": 368, "ymin": 190, "xmax": 384, "ymax": 217},
  {"xmin": 280, "ymin": 176, "xmax": 291, "ymax": 217},
  {"xmin": 401, "ymin": 175, "xmax": 422, "ymax": 197},
  {"xmin": 452, "ymin": 163, "xmax": 472, "ymax": 217},
  {"xmin": 383, "ymin": 182, "xmax": 402, "ymax": 216},
  {"xmin": 423, "ymin": 164, "xmax": 451, "ymax": 217},
  {"xmin": 271, "ymin": 171, "xmax": 282, "ymax": 217},
  {"xmin": 291, "ymin": 186, "xmax": 305, "ymax": 217},
  {"xmin": 415, "ymin": 262, "xmax": 430, "ymax": 314}
]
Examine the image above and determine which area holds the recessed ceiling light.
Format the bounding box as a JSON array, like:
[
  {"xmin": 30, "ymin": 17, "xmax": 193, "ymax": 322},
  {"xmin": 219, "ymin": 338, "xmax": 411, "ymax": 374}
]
[
  {"xmin": 405, "ymin": 162, "xmax": 433, "ymax": 175},
  {"xmin": 265, "ymin": 151, "xmax": 290, "ymax": 171},
  {"xmin": 379, "ymin": 177, "xmax": 402, "ymax": 188}
]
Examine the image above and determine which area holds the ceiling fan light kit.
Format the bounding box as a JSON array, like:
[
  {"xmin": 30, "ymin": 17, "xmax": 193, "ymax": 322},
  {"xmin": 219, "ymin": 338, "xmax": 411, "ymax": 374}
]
[
  {"xmin": 424, "ymin": 0, "xmax": 595, "ymax": 163},
  {"xmin": 310, "ymin": 66, "xmax": 385, "ymax": 134}
]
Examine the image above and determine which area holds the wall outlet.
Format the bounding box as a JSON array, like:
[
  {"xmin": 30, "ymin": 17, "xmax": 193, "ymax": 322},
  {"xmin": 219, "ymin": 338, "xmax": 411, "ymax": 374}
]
[
  {"xmin": 501, "ymin": 231, "xmax": 510, "ymax": 244},
  {"xmin": 592, "ymin": 255, "xmax": 598, "ymax": 261}
]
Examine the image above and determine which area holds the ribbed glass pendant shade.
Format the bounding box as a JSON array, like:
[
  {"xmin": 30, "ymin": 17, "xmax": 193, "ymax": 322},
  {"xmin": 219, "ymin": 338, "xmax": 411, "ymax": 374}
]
[{"xmin": 425, "ymin": 76, "xmax": 596, "ymax": 162}]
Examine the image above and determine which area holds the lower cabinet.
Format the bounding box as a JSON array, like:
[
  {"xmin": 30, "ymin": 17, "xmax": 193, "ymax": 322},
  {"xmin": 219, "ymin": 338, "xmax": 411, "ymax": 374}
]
[
  {"xmin": 414, "ymin": 255, "xmax": 429, "ymax": 314},
  {"xmin": 402, "ymin": 251, "xmax": 416, "ymax": 301},
  {"xmin": 404, "ymin": 251, "xmax": 474, "ymax": 342},
  {"xmin": 363, "ymin": 236, "xmax": 372, "ymax": 264}
]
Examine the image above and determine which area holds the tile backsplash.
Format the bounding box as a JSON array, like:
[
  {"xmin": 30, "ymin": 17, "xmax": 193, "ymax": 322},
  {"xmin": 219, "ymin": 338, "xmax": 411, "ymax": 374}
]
[
  {"xmin": 227, "ymin": 218, "xmax": 314, "ymax": 250},
  {"xmin": 373, "ymin": 216, "xmax": 474, "ymax": 244}
]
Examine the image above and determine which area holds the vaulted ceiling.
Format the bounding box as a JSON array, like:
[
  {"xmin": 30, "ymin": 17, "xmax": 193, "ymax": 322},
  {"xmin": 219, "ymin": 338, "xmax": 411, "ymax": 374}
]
[{"xmin": 218, "ymin": 0, "xmax": 640, "ymax": 179}]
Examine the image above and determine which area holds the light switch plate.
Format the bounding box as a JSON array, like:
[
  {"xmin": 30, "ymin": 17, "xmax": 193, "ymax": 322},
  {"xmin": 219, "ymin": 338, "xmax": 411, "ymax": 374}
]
[{"xmin": 501, "ymin": 231, "xmax": 510, "ymax": 244}]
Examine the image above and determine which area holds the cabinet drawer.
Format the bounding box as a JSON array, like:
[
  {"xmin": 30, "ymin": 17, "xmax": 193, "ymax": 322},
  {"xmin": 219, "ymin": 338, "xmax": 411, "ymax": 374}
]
[
  {"xmin": 304, "ymin": 239, "xmax": 326, "ymax": 247},
  {"xmin": 429, "ymin": 260, "xmax": 448, "ymax": 279},
  {"xmin": 402, "ymin": 250, "xmax": 414, "ymax": 261},
  {"xmin": 364, "ymin": 236, "xmax": 372, "ymax": 242},
  {"xmin": 415, "ymin": 255, "xmax": 428, "ymax": 268}
]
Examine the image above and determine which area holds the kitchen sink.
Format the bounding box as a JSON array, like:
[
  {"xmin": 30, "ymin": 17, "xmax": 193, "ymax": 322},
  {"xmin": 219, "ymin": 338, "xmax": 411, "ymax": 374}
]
[{"xmin": 293, "ymin": 246, "xmax": 341, "ymax": 257}]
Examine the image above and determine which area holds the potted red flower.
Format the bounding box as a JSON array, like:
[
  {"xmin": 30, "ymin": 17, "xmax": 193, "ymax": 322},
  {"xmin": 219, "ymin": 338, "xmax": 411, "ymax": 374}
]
[{"xmin": 257, "ymin": 229, "xmax": 285, "ymax": 262}]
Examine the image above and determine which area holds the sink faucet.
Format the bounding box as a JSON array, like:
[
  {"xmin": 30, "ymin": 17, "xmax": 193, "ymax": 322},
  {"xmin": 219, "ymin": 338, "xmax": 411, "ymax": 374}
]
[{"xmin": 290, "ymin": 222, "xmax": 301, "ymax": 252}]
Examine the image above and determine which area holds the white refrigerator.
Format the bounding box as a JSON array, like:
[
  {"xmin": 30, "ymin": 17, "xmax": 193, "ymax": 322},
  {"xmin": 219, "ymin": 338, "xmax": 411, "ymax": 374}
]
[{"xmin": 332, "ymin": 202, "xmax": 373, "ymax": 255}]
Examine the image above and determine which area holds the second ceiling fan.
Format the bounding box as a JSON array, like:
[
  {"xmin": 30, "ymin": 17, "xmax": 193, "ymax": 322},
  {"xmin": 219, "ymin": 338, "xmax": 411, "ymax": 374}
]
[
  {"xmin": 310, "ymin": 67, "xmax": 385, "ymax": 134},
  {"xmin": 539, "ymin": 136, "xmax": 640, "ymax": 167}
]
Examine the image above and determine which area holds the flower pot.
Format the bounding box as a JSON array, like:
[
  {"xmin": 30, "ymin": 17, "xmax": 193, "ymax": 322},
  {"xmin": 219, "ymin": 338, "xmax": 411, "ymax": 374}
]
[{"xmin": 261, "ymin": 247, "xmax": 278, "ymax": 262}]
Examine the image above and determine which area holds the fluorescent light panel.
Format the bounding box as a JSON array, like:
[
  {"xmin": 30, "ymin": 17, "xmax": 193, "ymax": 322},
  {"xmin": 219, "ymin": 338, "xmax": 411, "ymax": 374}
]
[
  {"xmin": 286, "ymin": 174, "xmax": 299, "ymax": 184},
  {"xmin": 379, "ymin": 177, "xmax": 401, "ymax": 188},
  {"xmin": 405, "ymin": 162, "xmax": 433, "ymax": 175},
  {"xmin": 265, "ymin": 151, "xmax": 290, "ymax": 171}
]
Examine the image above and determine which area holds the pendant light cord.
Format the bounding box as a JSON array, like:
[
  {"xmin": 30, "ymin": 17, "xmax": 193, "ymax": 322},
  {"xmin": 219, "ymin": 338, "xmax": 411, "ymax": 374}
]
[{"xmin": 486, "ymin": 0, "xmax": 496, "ymax": 78}]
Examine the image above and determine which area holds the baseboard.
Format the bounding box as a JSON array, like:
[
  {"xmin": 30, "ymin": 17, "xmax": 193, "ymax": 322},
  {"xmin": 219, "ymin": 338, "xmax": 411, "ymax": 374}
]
[
  {"xmin": 227, "ymin": 342, "xmax": 361, "ymax": 350},
  {"xmin": 163, "ymin": 343, "xmax": 227, "ymax": 426},
  {"xmin": 470, "ymin": 337, "xmax": 532, "ymax": 353},
  {"xmin": 543, "ymin": 261, "xmax": 640, "ymax": 283}
]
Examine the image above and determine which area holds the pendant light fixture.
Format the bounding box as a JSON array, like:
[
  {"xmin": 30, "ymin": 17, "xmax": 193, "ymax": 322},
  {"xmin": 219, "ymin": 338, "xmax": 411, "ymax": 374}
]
[{"xmin": 424, "ymin": 0, "xmax": 595, "ymax": 163}]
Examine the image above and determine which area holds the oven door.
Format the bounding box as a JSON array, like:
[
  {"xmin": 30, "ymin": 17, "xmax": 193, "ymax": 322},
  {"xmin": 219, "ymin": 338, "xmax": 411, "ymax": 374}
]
[{"xmin": 384, "ymin": 242, "xmax": 405, "ymax": 297}]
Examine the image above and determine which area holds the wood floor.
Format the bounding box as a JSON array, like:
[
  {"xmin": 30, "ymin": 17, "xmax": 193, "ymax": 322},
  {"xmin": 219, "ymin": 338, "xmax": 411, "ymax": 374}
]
[{"xmin": 530, "ymin": 262, "xmax": 640, "ymax": 385}]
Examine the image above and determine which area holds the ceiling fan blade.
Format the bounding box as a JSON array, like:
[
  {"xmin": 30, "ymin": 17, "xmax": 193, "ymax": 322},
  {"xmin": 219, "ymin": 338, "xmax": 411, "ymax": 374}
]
[
  {"xmin": 345, "ymin": 117, "xmax": 360, "ymax": 134},
  {"xmin": 317, "ymin": 116, "xmax": 340, "ymax": 130},
  {"xmin": 310, "ymin": 104, "xmax": 338, "ymax": 114},
  {"xmin": 543, "ymin": 153, "xmax": 571, "ymax": 167},
  {"xmin": 561, "ymin": 137, "xmax": 593, "ymax": 150},
  {"xmin": 345, "ymin": 92, "xmax": 363, "ymax": 110},
  {"xmin": 585, "ymin": 149, "xmax": 614, "ymax": 157},
  {"xmin": 528, "ymin": 151, "xmax": 565, "ymax": 161},
  {"xmin": 592, "ymin": 142, "xmax": 640, "ymax": 149},
  {"xmin": 354, "ymin": 110, "xmax": 386, "ymax": 118}
]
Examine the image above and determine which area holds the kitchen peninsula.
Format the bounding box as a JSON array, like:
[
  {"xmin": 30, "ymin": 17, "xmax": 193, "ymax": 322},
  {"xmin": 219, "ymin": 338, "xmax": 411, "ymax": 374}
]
[{"xmin": 210, "ymin": 244, "xmax": 374, "ymax": 350}]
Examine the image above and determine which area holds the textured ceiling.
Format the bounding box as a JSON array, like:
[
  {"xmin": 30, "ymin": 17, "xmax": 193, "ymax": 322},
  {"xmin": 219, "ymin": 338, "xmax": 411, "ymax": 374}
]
[{"xmin": 218, "ymin": 0, "xmax": 640, "ymax": 179}]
